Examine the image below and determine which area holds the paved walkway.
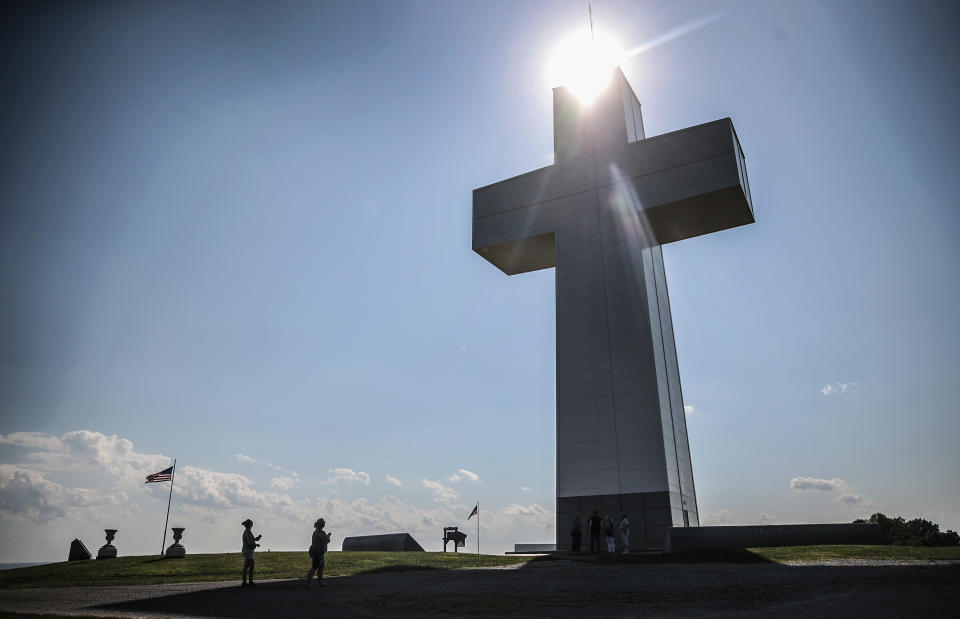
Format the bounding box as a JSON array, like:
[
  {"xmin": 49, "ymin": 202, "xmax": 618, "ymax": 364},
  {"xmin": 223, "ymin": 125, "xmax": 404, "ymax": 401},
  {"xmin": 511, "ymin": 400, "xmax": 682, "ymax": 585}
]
[{"xmin": 1, "ymin": 560, "xmax": 958, "ymax": 617}]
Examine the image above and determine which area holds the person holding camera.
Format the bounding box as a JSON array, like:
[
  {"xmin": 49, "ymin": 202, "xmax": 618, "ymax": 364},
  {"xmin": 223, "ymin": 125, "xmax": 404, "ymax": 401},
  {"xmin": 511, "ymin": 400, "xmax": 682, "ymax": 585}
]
[
  {"xmin": 305, "ymin": 518, "xmax": 332, "ymax": 587},
  {"xmin": 241, "ymin": 518, "xmax": 262, "ymax": 587}
]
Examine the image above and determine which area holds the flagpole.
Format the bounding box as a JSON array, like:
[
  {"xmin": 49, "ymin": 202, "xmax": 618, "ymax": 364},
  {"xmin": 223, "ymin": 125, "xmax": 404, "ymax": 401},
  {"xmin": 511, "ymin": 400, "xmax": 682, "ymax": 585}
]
[
  {"xmin": 477, "ymin": 501, "xmax": 480, "ymax": 555},
  {"xmin": 160, "ymin": 459, "xmax": 176, "ymax": 555}
]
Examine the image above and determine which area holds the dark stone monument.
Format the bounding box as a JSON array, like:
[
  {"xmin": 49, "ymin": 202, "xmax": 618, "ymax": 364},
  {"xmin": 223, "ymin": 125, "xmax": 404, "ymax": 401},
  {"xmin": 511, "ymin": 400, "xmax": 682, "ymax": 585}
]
[
  {"xmin": 442, "ymin": 527, "xmax": 467, "ymax": 552},
  {"xmin": 96, "ymin": 528, "xmax": 118, "ymax": 559},
  {"xmin": 342, "ymin": 533, "xmax": 424, "ymax": 551},
  {"xmin": 165, "ymin": 527, "xmax": 186, "ymax": 558},
  {"xmin": 473, "ymin": 66, "xmax": 754, "ymax": 550},
  {"xmin": 68, "ymin": 538, "xmax": 91, "ymax": 561}
]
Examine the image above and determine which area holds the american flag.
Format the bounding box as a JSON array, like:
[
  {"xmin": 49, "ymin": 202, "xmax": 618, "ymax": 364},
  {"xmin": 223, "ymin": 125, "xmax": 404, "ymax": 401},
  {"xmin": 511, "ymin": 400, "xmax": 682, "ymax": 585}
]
[
  {"xmin": 146, "ymin": 466, "xmax": 174, "ymax": 483},
  {"xmin": 467, "ymin": 504, "xmax": 478, "ymax": 520}
]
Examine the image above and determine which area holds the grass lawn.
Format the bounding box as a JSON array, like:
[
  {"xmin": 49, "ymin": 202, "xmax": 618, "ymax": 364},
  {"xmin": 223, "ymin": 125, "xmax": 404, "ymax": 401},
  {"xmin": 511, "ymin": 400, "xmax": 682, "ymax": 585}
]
[
  {"xmin": 0, "ymin": 551, "xmax": 531, "ymax": 590},
  {"xmin": 749, "ymin": 544, "xmax": 960, "ymax": 562},
  {"xmin": 1, "ymin": 545, "xmax": 957, "ymax": 589}
]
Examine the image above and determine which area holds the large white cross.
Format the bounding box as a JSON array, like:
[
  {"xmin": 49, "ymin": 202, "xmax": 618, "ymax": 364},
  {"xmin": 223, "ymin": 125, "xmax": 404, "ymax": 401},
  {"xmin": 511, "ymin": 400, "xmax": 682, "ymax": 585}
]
[{"xmin": 472, "ymin": 68, "xmax": 754, "ymax": 550}]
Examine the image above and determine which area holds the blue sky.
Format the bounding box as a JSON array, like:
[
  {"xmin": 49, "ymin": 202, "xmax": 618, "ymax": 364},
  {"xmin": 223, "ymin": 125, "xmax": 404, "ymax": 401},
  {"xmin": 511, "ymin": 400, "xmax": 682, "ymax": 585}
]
[{"xmin": 1, "ymin": 0, "xmax": 958, "ymax": 562}]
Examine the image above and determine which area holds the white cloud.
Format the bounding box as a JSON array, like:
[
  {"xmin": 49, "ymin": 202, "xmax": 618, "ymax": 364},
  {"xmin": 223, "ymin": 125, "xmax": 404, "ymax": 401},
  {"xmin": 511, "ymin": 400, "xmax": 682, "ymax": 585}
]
[
  {"xmin": 175, "ymin": 466, "xmax": 312, "ymax": 523},
  {"xmin": 63, "ymin": 431, "xmax": 168, "ymax": 484},
  {"xmin": 471, "ymin": 503, "xmax": 554, "ymax": 549},
  {"xmin": 821, "ymin": 382, "xmax": 858, "ymax": 396},
  {"xmin": 266, "ymin": 462, "xmax": 299, "ymax": 478},
  {"xmin": 385, "ymin": 475, "xmax": 403, "ymax": 487},
  {"xmin": 790, "ymin": 476, "xmax": 847, "ymax": 492},
  {"xmin": 521, "ymin": 486, "xmax": 531, "ymax": 493},
  {"xmin": 701, "ymin": 509, "xmax": 784, "ymax": 526},
  {"xmin": 18, "ymin": 451, "xmax": 72, "ymax": 470},
  {"xmin": 448, "ymin": 468, "xmax": 480, "ymax": 483},
  {"xmin": 0, "ymin": 465, "xmax": 133, "ymax": 523},
  {"xmin": 270, "ymin": 476, "xmax": 298, "ymax": 491},
  {"xmin": 790, "ymin": 477, "xmax": 875, "ymax": 510},
  {"xmin": 0, "ymin": 431, "xmax": 315, "ymax": 526},
  {"xmin": 836, "ymin": 492, "xmax": 872, "ymax": 506},
  {"xmin": 701, "ymin": 508, "xmax": 735, "ymax": 525},
  {"xmin": 328, "ymin": 468, "xmax": 370, "ymax": 485},
  {"xmin": 1, "ymin": 430, "xmax": 168, "ymax": 484},
  {"xmin": 422, "ymin": 479, "xmax": 459, "ymax": 502},
  {"xmin": 0, "ymin": 432, "xmax": 64, "ymax": 451},
  {"xmin": 684, "ymin": 405, "xmax": 695, "ymax": 415},
  {"xmin": 232, "ymin": 455, "xmax": 300, "ymax": 485},
  {"xmin": 175, "ymin": 502, "xmax": 223, "ymax": 524},
  {"xmin": 501, "ymin": 503, "xmax": 548, "ymax": 518}
]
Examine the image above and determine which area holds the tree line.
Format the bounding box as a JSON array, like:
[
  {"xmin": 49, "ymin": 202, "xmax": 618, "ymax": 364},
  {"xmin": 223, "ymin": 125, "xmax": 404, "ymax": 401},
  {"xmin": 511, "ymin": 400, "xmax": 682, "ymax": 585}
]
[{"xmin": 854, "ymin": 513, "xmax": 959, "ymax": 546}]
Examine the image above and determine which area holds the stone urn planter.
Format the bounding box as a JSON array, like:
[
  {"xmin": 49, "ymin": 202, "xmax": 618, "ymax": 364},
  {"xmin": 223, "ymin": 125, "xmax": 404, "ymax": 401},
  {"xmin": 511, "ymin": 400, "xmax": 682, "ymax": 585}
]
[
  {"xmin": 165, "ymin": 527, "xmax": 186, "ymax": 558},
  {"xmin": 97, "ymin": 529, "xmax": 118, "ymax": 559}
]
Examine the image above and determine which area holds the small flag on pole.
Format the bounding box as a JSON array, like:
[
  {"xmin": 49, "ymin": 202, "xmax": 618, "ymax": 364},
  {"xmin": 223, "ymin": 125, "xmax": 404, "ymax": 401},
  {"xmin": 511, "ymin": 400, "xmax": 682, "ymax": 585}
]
[
  {"xmin": 468, "ymin": 504, "xmax": 478, "ymax": 520},
  {"xmin": 146, "ymin": 466, "xmax": 173, "ymax": 483}
]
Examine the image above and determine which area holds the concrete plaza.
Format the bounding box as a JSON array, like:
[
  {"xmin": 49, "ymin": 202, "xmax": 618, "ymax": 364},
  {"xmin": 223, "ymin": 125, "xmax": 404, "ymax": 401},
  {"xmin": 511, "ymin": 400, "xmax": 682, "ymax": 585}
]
[{"xmin": 2, "ymin": 558, "xmax": 956, "ymax": 618}]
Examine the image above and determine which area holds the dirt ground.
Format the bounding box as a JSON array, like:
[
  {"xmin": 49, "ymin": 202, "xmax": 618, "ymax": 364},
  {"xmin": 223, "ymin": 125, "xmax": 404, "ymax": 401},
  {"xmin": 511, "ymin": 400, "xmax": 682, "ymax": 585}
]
[{"xmin": 1, "ymin": 559, "xmax": 958, "ymax": 618}]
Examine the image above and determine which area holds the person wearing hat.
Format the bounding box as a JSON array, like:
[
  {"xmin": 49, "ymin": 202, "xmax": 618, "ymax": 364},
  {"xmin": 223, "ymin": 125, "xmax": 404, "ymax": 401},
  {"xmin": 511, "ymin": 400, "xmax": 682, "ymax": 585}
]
[
  {"xmin": 305, "ymin": 518, "xmax": 332, "ymax": 587},
  {"xmin": 240, "ymin": 519, "xmax": 262, "ymax": 587}
]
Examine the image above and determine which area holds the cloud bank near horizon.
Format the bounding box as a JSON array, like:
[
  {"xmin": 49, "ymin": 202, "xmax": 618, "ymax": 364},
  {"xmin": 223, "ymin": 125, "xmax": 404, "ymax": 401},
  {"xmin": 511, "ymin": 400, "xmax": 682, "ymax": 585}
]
[{"xmin": 0, "ymin": 430, "xmax": 551, "ymax": 562}]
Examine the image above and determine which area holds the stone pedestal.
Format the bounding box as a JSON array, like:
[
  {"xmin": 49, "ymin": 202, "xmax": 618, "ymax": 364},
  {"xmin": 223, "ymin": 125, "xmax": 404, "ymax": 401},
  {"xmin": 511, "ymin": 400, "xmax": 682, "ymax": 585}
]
[
  {"xmin": 97, "ymin": 529, "xmax": 118, "ymax": 559},
  {"xmin": 165, "ymin": 527, "xmax": 186, "ymax": 558}
]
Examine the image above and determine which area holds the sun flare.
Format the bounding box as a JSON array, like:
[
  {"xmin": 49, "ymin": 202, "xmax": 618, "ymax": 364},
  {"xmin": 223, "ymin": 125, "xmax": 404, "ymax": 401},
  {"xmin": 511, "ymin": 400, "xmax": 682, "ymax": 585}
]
[{"xmin": 547, "ymin": 29, "xmax": 625, "ymax": 104}]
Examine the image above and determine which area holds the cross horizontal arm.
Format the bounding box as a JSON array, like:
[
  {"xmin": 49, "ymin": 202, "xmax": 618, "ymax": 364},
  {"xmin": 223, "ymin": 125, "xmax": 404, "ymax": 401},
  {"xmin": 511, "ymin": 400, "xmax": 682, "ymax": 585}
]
[{"xmin": 473, "ymin": 118, "xmax": 754, "ymax": 275}]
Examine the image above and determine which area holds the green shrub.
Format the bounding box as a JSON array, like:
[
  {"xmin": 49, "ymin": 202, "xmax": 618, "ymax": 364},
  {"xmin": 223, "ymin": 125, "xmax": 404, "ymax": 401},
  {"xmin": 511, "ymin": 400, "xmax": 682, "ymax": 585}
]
[{"xmin": 854, "ymin": 513, "xmax": 960, "ymax": 546}]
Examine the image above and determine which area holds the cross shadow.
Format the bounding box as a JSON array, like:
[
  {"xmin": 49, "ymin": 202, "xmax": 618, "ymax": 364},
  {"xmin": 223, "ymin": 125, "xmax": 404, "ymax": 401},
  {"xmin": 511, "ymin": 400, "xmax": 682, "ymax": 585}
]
[
  {"xmin": 90, "ymin": 578, "xmax": 357, "ymax": 617},
  {"xmin": 84, "ymin": 559, "xmax": 960, "ymax": 618}
]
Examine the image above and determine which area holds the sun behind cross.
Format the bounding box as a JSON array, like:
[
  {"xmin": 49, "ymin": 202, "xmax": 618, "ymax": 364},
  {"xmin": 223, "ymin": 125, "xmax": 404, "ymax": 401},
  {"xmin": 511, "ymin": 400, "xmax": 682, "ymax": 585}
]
[{"xmin": 546, "ymin": 28, "xmax": 625, "ymax": 104}]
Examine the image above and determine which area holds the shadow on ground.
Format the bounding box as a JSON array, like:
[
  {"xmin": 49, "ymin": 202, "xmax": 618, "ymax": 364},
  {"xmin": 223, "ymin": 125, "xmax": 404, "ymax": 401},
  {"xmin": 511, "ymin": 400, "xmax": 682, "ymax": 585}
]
[
  {"xmin": 92, "ymin": 579, "xmax": 353, "ymax": 617},
  {"xmin": 525, "ymin": 547, "xmax": 776, "ymax": 565},
  {"xmin": 85, "ymin": 561, "xmax": 960, "ymax": 618}
]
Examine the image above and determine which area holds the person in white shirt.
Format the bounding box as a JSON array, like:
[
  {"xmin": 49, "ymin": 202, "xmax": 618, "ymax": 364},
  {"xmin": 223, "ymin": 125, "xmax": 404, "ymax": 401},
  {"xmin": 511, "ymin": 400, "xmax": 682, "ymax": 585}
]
[{"xmin": 619, "ymin": 513, "xmax": 631, "ymax": 554}]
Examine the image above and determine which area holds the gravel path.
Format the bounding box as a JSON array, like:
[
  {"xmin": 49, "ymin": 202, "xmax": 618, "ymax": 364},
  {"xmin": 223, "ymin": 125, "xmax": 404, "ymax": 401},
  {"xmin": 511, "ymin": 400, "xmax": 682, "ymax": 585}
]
[{"xmin": 0, "ymin": 560, "xmax": 957, "ymax": 618}]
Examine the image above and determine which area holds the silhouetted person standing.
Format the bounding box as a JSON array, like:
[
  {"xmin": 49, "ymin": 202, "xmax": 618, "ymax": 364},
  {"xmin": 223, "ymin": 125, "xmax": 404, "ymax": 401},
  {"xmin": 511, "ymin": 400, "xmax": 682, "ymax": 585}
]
[
  {"xmin": 305, "ymin": 518, "xmax": 331, "ymax": 587},
  {"xmin": 241, "ymin": 519, "xmax": 262, "ymax": 587},
  {"xmin": 570, "ymin": 514, "xmax": 582, "ymax": 552},
  {"xmin": 605, "ymin": 516, "xmax": 616, "ymax": 553},
  {"xmin": 587, "ymin": 511, "xmax": 603, "ymax": 553},
  {"xmin": 619, "ymin": 513, "xmax": 631, "ymax": 554}
]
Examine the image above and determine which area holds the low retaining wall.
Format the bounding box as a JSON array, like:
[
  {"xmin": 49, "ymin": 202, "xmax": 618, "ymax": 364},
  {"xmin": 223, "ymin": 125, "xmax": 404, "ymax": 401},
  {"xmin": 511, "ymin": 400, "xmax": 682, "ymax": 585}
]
[
  {"xmin": 341, "ymin": 533, "xmax": 424, "ymax": 552},
  {"xmin": 665, "ymin": 523, "xmax": 883, "ymax": 553},
  {"xmin": 510, "ymin": 543, "xmax": 556, "ymax": 554}
]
